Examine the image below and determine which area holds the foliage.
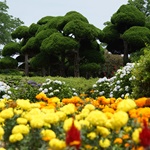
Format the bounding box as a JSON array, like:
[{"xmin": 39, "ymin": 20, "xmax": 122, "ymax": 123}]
[
  {"xmin": 128, "ymin": 0, "xmax": 150, "ymax": 17},
  {"xmin": 0, "ymin": 56, "xmax": 18, "ymax": 69},
  {"xmin": 1, "ymin": 76, "xmax": 40, "ymax": 102},
  {"xmin": 0, "ymin": 1, "xmax": 23, "ymax": 44},
  {"xmin": 131, "ymin": 47, "xmax": 150, "ymax": 98},
  {"xmin": 2, "ymin": 42, "xmax": 21, "ymax": 56},
  {"xmin": 8, "ymin": 11, "xmax": 104, "ymax": 77},
  {"xmin": 0, "ymin": 81, "xmax": 11, "ymax": 99},
  {"xmin": 101, "ymin": 4, "xmax": 146, "ymax": 65},
  {"xmin": 86, "ymin": 63, "xmax": 135, "ymax": 98},
  {"xmin": 122, "ymin": 26, "xmax": 150, "ymax": 51},
  {"xmin": 38, "ymin": 78, "xmax": 79, "ymax": 99}
]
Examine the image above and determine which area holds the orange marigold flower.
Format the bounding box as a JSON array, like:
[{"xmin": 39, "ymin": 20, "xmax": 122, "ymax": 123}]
[
  {"xmin": 122, "ymin": 134, "xmax": 130, "ymax": 140},
  {"xmin": 114, "ymin": 138, "xmax": 123, "ymax": 144},
  {"xmin": 124, "ymin": 143, "xmax": 130, "ymax": 148},
  {"xmin": 135, "ymin": 97, "xmax": 147, "ymax": 107},
  {"xmin": 102, "ymin": 106, "xmax": 115, "ymax": 113}
]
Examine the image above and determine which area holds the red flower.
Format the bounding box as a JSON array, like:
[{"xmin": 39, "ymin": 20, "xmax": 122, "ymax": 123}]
[
  {"xmin": 139, "ymin": 119, "xmax": 150, "ymax": 148},
  {"xmin": 66, "ymin": 119, "xmax": 81, "ymax": 150}
]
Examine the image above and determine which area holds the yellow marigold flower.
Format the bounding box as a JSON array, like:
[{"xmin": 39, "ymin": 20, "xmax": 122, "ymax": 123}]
[
  {"xmin": 86, "ymin": 110, "xmax": 107, "ymax": 126},
  {"xmin": 16, "ymin": 99, "xmax": 31, "ymax": 110},
  {"xmin": 30, "ymin": 118, "xmax": 44, "ymax": 128},
  {"xmin": 114, "ymin": 138, "xmax": 123, "ymax": 144},
  {"xmin": 84, "ymin": 104, "xmax": 95, "ymax": 111},
  {"xmin": 84, "ymin": 145, "xmax": 93, "ymax": 149},
  {"xmin": 63, "ymin": 118, "xmax": 81, "ymax": 131},
  {"xmin": 60, "ymin": 103, "xmax": 76, "ymax": 115},
  {"xmin": 36, "ymin": 92, "xmax": 47, "ymax": 100},
  {"xmin": 44, "ymin": 112, "xmax": 59, "ymax": 124},
  {"xmin": 80, "ymin": 108, "xmax": 90, "ymax": 118},
  {"xmin": 55, "ymin": 111, "xmax": 66, "ymax": 121},
  {"xmin": 132, "ymin": 128, "xmax": 142, "ymax": 144},
  {"xmin": 0, "ymin": 108, "xmax": 14, "ymax": 119},
  {"xmin": 14, "ymin": 108, "xmax": 23, "ymax": 115},
  {"xmin": 30, "ymin": 103, "xmax": 41, "ymax": 108},
  {"xmin": 104, "ymin": 112, "xmax": 113, "ymax": 119},
  {"xmin": 17, "ymin": 117, "xmax": 28, "ymax": 125},
  {"xmin": 0, "ymin": 148, "xmax": 6, "ymax": 150},
  {"xmin": 99, "ymin": 138, "xmax": 110, "ymax": 148},
  {"xmin": 12, "ymin": 124, "xmax": 29, "ymax": 135},
  {"xmin": 0, "ymin": 101, "xmax": 5, "ymax": 109},
  {"xmin": 110, "ymin": 111, "xmax": 129, "ymax": 130},
  {"xmin": 9, "ymin": 133, "xmax": 23, "ymax": 143},
  {"xmin": 49, "ymin": 138, "xmax": 66, "ymax": 150},
  {"xmin": 79, "ymin": 120, "xmax": 90, "ymax": 127},
  {"xmin": 124, "ymin": 126, "xmax": 132, "ymax": 132},
  {"xmin": 117, "ymin": 99, "xmax": 136, "ymax": 112},
  {"xmin": 87, "ymin": 132, "xmax": 96, "ymax": 140},
  {"xmin": 0, "ymin": 126, "xmax": 4, "ymax": 137},
  {"xmin": 0, "ymin": 117, "xmax": 4, "ymax": 123},
  {"xmin": 50, "ymin": 97, "xmax": 60, "ymax": 103},
  {"xmin": 96, "ymin": 126, "xmax": 110, "ymax": 137},
  {"xmin": 41, "ymin": 129, "xmax": 56, "ymax": 141}
]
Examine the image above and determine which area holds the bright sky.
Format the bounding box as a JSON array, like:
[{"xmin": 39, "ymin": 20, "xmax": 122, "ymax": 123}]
[{"xmin": 6, "ymin": 0, "xmax": 128, "ymax": 30}]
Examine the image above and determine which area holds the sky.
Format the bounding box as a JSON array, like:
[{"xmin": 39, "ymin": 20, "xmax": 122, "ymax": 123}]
[{"xmin": 6, "ymin": 0, "xmax": 128, "ymax": 30}]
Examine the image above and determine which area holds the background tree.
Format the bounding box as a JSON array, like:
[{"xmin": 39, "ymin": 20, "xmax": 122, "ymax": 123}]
[
  {"xmin": 5, "ymin": 11, "xmax": 104, "ymax": 77},
  {"xmin": 0, "ymin": 0, "xmax": 23, "ymax": 45},
  {"xmin": 101, "ymin": 4, "xmax": 146, "ymax": 65}
]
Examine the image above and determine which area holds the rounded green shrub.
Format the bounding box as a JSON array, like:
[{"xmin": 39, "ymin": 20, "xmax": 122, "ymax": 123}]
[{"xmin": 131, "ymin": 47, "xmax": 150, "ymax": 98}]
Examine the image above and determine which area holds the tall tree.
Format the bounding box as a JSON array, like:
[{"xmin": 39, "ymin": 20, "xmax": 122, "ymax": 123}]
[
  {"xmin": 128, "ymin": 0, "xmax": 150, "ymax": 17},
  {"xmin": 0, "ymin": 0, "xmax": 23, "ymax": 45},
  {"xmin": 101, "ymin": 4, "xmax": 146, "ymax": 65}
]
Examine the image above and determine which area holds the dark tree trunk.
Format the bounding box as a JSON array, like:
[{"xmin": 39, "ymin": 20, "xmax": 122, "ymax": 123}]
[
  {"xmin": 25, "ymin": 54, "xmax": 29, "ymax": 76},
  {"xmin": 42, "ymin": 67, "xmax": 46, "ymax": 76},
  {"xmin": 74, "ymin": 48, "xmax": 80, "ymax": 77},
  {"xmin": 60, "ymin": 52, "xmax": 66, "ymax": 77},
  {"xmin": 123, "ymin": 40, "xmax": 129, "ymax": 66}
]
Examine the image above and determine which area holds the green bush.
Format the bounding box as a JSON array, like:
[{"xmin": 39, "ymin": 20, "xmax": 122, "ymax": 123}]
[
  {"xmin": 2, "ymin": 76, "xmax": 40, "ymax": 102},
  {"xmin": 38, "ymin": 78, "xmax": 79, "ymax": 99},
  {"xmin": 131, "ymin": 47, "xmax": 150, "ymax": 98},
  {"xmin": 0, "ymin": 56, "xmax": 18, "ymax": 69}
]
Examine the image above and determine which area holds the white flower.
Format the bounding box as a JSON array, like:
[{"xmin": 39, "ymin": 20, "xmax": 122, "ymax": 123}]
[
  {"xmin": 72, "ymin": 88, "xmax": 76, "ymax": 91},
  {"xmin": 96, "ymin": 77, "xmax": 108, "ymax": 83},
  {"xmin": 121, "ymin": 94, "xmax": 124, "ymax": 98},
  {"xmin": 7, "ymin": 91, "xmax": 12, "ymax": 94},
  {"xmin": 109, "ymin": 93, "xmax": 113, "ymax": 97},
  {"xmin": 53, "ymin": 80, "xmax": 62, "ymax": 85},
  {"xmin": 54, "ymin": 89, "xmax": 59, "ymax": 93},
  {"xmin": 49, "ymin": 87, "xmax": 53, "ymax": 90},
  {"xmin": 99, "ymin": 91, "xmax": 105, "ymax": 95},
  {"xmin": 93, "ymin": 84, "xmax": 97, "ymax": 88},
  {"xmin": 43, "ymin": 88, "xmax": 48, "ymax": 93},
  {"xmin": 125, "ymin": 86, "xmax": 129, "ymax": 91},
  {"xmin": 39, "ymin": 88, "xmax": 43, "ymax": 91},
  {"xmin": 116, "ymin": 80, "xmax": 120, "ymax": 84},
  {"xmin": 2, "ymin": 94, "xmax": 10, "ymax": 99},
  {"xmin": 49, "ymin": 92, "xmax": 54, "ymax": 96},
  {"xmin": 73, "ymin": 92, "xmax": 78, "ymax": 96}
]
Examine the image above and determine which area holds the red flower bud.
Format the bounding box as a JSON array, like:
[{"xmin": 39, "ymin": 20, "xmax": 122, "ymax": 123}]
[
  {"xmin": 66, "ymin": 119, "xmax": 81, "ymax": 150},
  {"xmin": 139, "ymin": 119, "xmax": 150, "ymax": 148}
]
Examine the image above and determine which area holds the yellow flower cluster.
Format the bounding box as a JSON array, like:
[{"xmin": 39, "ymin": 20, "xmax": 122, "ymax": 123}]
[
  {"xmin": 0, "ymin": 95, "xmax": 149, "ymax": 149},
  {"xmin": 49, "ymin": 138, "xmax": 66, "ymax": 150}
]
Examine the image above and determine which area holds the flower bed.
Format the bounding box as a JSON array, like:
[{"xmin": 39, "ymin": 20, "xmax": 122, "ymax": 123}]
[{"xmin": 0, "ymin": 93, "xmax": 149, "ymax": 150}]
